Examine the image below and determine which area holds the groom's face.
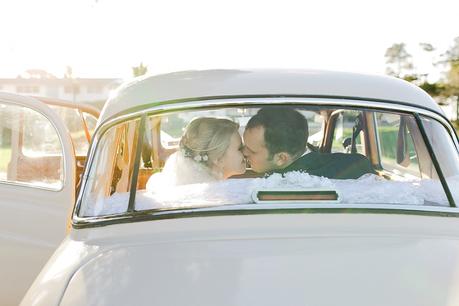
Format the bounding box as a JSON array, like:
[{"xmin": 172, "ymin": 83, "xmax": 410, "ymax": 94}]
[{"xmin": 243, "ymin": 126, "xmax": 276, "ymax": 173}]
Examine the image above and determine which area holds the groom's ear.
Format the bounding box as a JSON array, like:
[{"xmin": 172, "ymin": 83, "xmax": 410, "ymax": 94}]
[{"xmin": 273, "ymin": 152, "xmax": 292, "ymax": 168}]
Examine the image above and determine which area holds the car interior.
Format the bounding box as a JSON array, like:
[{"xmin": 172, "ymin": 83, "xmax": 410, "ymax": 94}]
[
  {"xmin": 71, "ymin": 102, "xmax": 459, "ymax": 219},
  {"xmin": 94, "ymin": 105, "xmax": 441, "ymax": 199}
]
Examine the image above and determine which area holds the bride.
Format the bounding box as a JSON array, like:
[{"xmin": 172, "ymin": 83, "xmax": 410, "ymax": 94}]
[{"xmin": 147, "ymin": 117, "xmax": 246, "ymax": 189}]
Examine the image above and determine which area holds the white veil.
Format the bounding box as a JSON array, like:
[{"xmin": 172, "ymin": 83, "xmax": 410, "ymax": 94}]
[{"xmin": 146, "ymin": 150, "xmax": 218, "ymax": 191}]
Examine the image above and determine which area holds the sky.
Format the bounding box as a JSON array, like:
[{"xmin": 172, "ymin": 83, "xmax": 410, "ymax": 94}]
[{"xmin": 1, "ymin": 0, "xmax": 459, "ymax": 80}]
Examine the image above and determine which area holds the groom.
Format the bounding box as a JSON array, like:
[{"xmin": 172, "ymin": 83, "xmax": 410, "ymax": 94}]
[{"xmin": 242, "ymin": 106, "xmax": 376, "ymax": 179}]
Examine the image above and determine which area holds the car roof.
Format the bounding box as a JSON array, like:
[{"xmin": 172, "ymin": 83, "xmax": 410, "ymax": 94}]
[{"xmin": 100, "ymin": 69, "xmax": 443, "ymax": 122}]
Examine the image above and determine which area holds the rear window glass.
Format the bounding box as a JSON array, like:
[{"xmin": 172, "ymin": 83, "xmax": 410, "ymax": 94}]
[{"xmin": 79, "ymin": 104, "xmax": 459, "ymax": 217}]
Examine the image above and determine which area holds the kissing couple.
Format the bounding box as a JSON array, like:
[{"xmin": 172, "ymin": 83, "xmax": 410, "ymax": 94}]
[{"xmin": 147, "ymin": 106, "xmax": 374, "ymax": 188}]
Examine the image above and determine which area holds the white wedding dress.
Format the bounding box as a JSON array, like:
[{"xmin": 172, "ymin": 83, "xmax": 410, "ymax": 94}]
[{"xmin": 146, "ymin": 151, "xmax": 218, "ymax": 191}]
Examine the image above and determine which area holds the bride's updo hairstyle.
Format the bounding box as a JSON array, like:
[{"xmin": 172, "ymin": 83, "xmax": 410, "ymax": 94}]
[{"xmin": 180, "ymin": 117, "xmax": 239, "ymax": 167}]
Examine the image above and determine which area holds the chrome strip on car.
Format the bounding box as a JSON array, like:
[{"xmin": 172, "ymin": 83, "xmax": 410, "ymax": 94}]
[{"xmin": 72, "ymin": 203, "xmax": 459, "ymax": 229}]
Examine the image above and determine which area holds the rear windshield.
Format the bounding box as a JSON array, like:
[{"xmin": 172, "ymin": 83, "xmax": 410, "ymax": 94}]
[{"xmin": 79, "ymin": 104, "xmax": 459, "ymax": 217}]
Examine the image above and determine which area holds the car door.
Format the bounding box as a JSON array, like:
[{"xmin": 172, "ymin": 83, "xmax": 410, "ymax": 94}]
[
  {"xmin": 40, "ymin": 99, "xmax": 100, "ymax": 189},
  {"xmin": 0, "ymin": 93, "xmax": 76, "ymax": 306}
]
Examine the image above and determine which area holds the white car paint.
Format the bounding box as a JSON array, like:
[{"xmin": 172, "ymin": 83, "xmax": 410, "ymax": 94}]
[
  {"xmin": 23, "ymin": 214, "xmax": 459, "ymax": 306},
  {"xmin": 0, "ymin": 92, "xmax": 76, "ymax": 306},
  {"xmin": 21, "ymin": 70, "xmax": 459, "ymax": 306},
  {"xmin": 100, "ymin": 69, "xmax": 442, "ymax": 121}
]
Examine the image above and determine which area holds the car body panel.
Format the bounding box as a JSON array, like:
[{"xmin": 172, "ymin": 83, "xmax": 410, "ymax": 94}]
[
  {"xmin": 32, "ymin": 96, "xmax": 100, "ymax": 188},
  {"xmin": 24, "ymin": 213, "xmax": 459, "ymax": 306},
  {"xmin": 0, "ymin": 92, "xmax": 76, "ymax": 305}
]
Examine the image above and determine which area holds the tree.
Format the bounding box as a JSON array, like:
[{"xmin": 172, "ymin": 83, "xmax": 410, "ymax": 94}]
[
  {"xmin": 385, "ymin": 43, "xmax": 414, "ymax": 78},
  {"xmin": 418, "ymin": 81, "xmax": 446, "ymax": 97},
  {"xmin": 442, "ymin": 38, "xmax": 459, "ymax": 93},
  {"xmin": 419, "ymin": 42, "xmax": 435, "ymax": 53},
  {"xmin": 132, "ymin": 62, "xmax": 148, "ymax": 77},
  {"xmin": 384, "ymin": 42, "xmax": 448, "ymax": 98},
  {"xmin": 444, "ymin": 38, "xmax": 459, "ymax": 91},
  {"xmin": 417, "ymin": 42, "xmax": 437, "ymax": 82},
  {"xmin": 443, "ymin": 37, "xmax": 459, "ymax": 63},
  {"xmin": 441, "ymin": 37, "xmax": 459, "ymax": 122}
]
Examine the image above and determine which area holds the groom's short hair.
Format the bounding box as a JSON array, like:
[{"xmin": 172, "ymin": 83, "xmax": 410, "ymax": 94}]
[{"xmin": 246, "ymin": 106, "xmax": 308, "ymax": 158}]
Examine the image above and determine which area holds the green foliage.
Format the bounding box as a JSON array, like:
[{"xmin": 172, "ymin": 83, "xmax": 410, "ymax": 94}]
[
  {"xmin": 378, "ymin": 126, "xmax": 398, "ymax": 160},
  {"xmin": 418, "ymin": 81, "xmax": 447, "ymax": 97},
  {"xmin": 385, "ymin": 37, "xmax": 459, "ymax": 104},
  {"xmin": 443, "ymin": 37, "xmax": 459, "ymax": 63},
  {"xmin": 442, "ymin": 37, "xmax": 459, "ymax": 97},
  {"xmin": 402, "ymin": 74, "xmax": 418, "ymax": 83},
  {"xmin": 452, "ymin": 120, "xmax": 459, "ymax": 133},
  {"xmin": 378, "ymin": 126, "xmax": 417, "ymax": 164},
  {"xmin": 132, "ymin": 62, "xmax": 148, "ymax": 77},
  {"xmin": 385, "ymin": 43, "xmax": 413, "ymax": 78},
  {"xmin": 445, "ymin": 62, "xmax": 459, "ymax": 96}
]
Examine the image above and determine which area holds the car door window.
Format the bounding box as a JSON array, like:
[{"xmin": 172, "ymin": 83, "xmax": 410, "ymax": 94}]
[
  {"xmin": 303, "ymin": 110, "xmax": 324, "ymax": 149},
  {"xmin": 331, "ymin": 110, "xmax": 364, "ymax": 154},
  {"xmin": 80, "ymin": 118, "xmax": 140, "ymax": 216},
  {"xmin": 375, "ymin": 113, "xmax": 422, "ymax": 179},
  {"xmin": 421, "ymin": 116, "xmax": 459, "ymax": 203},
  {"xmin": 49, "ymin": 105, "xmax": 89, "ymax": 156},
  {"xmin": 0, "ymin": 103, "xmax": 64, "ymax": 189}
]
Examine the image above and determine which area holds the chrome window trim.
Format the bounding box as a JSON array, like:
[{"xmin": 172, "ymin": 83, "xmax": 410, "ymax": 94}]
[
  {"xmin": 74, "ymin": 96, "xmax": 459, "ymax": 226},
  {"xmin": 73, "ymin": 203, "xmax": 459, "ymax": 229}
]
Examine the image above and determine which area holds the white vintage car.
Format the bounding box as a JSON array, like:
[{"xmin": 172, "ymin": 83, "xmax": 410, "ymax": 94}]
[
  {"xmin": 0, "ymin": 93, "xmax": 99, "ymax": 306},
  {"xmin": 22, "ymin": 70, "xmax": 459, "ymax": 306}
]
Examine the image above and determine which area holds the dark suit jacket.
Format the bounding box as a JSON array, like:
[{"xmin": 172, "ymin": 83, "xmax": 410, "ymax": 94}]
[{"xmin": 275, "ymin": 151, "xmax": 376, "ymax": 179}]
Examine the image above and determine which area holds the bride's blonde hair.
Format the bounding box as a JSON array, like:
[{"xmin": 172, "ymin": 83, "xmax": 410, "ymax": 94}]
[{"xmin": 180, "ymin": 117, "xmax": 239, "ymax": 167}]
